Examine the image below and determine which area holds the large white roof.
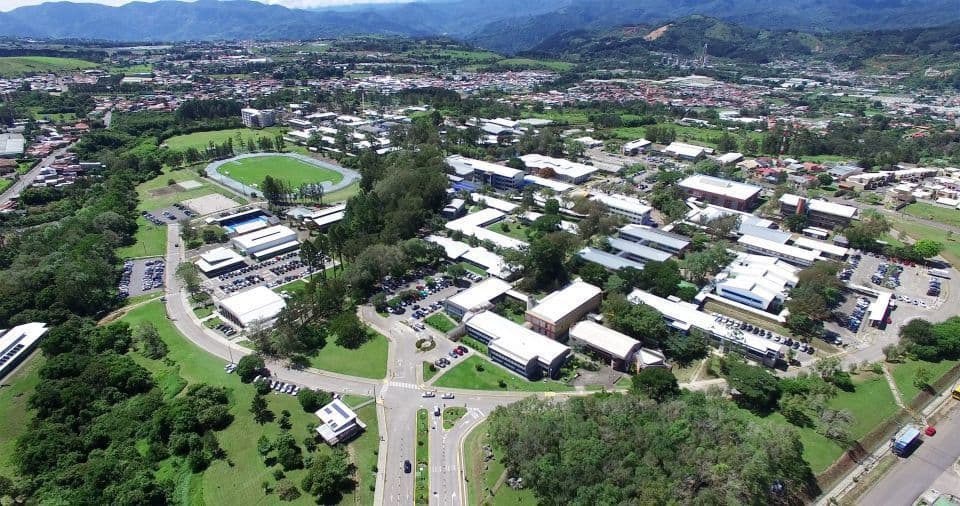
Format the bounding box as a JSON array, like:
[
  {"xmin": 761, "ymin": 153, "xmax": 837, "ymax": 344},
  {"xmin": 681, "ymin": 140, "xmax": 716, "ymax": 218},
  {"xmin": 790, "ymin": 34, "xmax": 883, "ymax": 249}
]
[
  {"xmin": 527, "ymin": 281, "xmax": 602, "ymax": 325},
  {"xmin": 679, "ymin": 174, "xmax": 762, "ymax": 201},
  {"xmin": 446, "ymin": 277, "xmax": 512, "ymax": 312},
  {"xmin": 520, "ymin": 154, "xmax": 598, "ymax": 180},
  {"xmin": 792, "ymin": 237, "xmax": 849, "ymax": 258},
  {"xmin": 0, "ymin": 322, "xmax": 47, "ymax": 375},
  {"xmin": 619, "ymin": 224, "xmax": 691, "ymax": 251},
  {"xmin": 426, "ymin": 235, "xmax": 471, "ymax": 260},
  {"xmin": 232, "ymin": 225, "xmax": 297, "ymax": 250},
  {"xmin": 608, "ymin": 237, "xmax": 672, "ymax": 262},
  {"xmin": 738, "ymin": 234, "xmax": 821, "ymax": 264},
  {"xmin": 779, "ymin": 194, "xmax": 858, "ymax": 219},
  {"xmin": 196, "ymin": 247, "xmax": 245, "ymax": 273},
  {"xmin": 591, "ymin": 193, "xmax": 652, "ymax": 217},
  {"xmin": 467, "ymin": 311, "xmax": 570, "ymax": 367},
  {"xmin": 219, "ymin": 286, "xmax": 287, "ymax": 326},
  {"xmin": 569, "ymin": 321, "xmax": 640, "ymax": 361},
  {"xmin": 445, "ymin": 155, "xmax": 523, "ymax": 179}
]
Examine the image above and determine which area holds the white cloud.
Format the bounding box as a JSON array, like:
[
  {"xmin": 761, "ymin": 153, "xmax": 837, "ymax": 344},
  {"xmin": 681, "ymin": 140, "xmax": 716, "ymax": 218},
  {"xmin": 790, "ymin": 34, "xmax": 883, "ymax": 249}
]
[{"xmin": 0, "ymin": 0, "xmax": 416, "ymax": 12}]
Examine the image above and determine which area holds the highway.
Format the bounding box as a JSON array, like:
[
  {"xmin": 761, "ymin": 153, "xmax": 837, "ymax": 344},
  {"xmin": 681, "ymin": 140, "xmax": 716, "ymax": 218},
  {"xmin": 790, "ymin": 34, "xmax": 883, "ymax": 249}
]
[{"xmin": 858, "ymin": 402, "xmax": 960, "ymax": 505}]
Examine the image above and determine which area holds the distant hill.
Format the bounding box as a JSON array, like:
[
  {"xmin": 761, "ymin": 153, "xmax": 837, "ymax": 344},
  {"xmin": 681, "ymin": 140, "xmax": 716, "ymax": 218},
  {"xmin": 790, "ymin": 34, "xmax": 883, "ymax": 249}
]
[
  {"xmin": 467, "ymin": 0, "xmax": 960, "ymax": 53},
  {"xmin": 0, "ymin": 0, "xmax": 957, "ymax": 44},
  {"xmin": 523, "ymin": 16, "xmax": 960, "ymax": 67}
]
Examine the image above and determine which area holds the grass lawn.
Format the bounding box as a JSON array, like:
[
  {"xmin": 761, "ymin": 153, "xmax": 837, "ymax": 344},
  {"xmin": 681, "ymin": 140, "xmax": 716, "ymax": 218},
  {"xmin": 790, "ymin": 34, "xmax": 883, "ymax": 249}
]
[
  {"xmin": 0, "ymin": 178, "xmax": 12, "ymax": 193},
  {"xmin": 828, "ymin": 372, "xmax": 899, "ymax": 440},
  {"xmin": 216, "ymin": 155, "xmax": 344, "ymax": 190},
  {"xmin": 0, "ymin": 56, "xmax": 98, "ymax": 77},
  {"xmin": 193, "ymin": 306, "xmax": 214, "ymax": 319},
  {"xmin": 415, "ymin": 409, "xmax": 430, "ymax": 505},
  {"xmin": 433, "ymin": 356, "xmax": 572, "ymax": 392},
  {"xmin": 0, "ymin": 353, "xmax": 45, "ymax": 478},
  {"xmin": 423, "ymin": 361, "xmax": 438, "ymax": 382},
  {"xmin": 120, "ymin": 301, "xmax": 377, "ymax": 505},
  {"xmin": 890, "ymin": 219, "xmax": 960, "ymax": 266},
  {"xmin": 124, "ymin": 292, "xmax": 163, "ymax": 306},
  {"xmin": 903, "ymin": 202, "xmax": 960, "ymax": 228},
  {"xmin": 464, "ymin": 420, "xmax": 538, "ymax": 505},
  {"xmin": 521, "ymin": 109, "xmax": 591, "ymax": 125},
  {"xmin": 318, "ymin": 181, "xmax": 360, "ymax": 204},
  {"xmin": 309, "ymin": 330, "xmax": 388, "ymax": 380},
  {"xmin": 890, "ymin": 358, "xmax": 959, "ymax": 404},
  {"xmin": 274, "ymin": 278, "xmax": 307, "ymax": 295},
  {"xmin": 442, "ymin": 407, "xmax": 467, "ymax": 430},
  {"xmin": 425, "ymin": 313, "xmax": 457, "ymax": 333},
  {"xmin": 164, "ymin": 127, "xmax": 286, "ymax": 152},
  {"xmin": 494, "ymin": 305, "xmax": 526, "ymax": 325},
  {"xmin": 136, "ymin": 167, "xmax": 245, "ymax": 212},
  {"xmin": 458, "ymin": 262, "xmax": 487, "ymax": 277},
  {"xmin": 485, "ymin": 220, "xmax": 530, "ymax": 241},
  {"xmin": 116, "ymin": 217, "xmax": 168, "ymax": 258},
  {"xmin": 497, "ymin": 58, "xmax": 573, "ymax": 72}
]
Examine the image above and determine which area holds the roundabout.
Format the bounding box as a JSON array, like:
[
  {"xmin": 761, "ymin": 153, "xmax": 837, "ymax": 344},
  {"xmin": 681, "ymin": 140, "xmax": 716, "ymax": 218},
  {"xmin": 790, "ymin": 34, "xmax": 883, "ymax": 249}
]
[{"xmin": 205, "ymin": 152, "xmax": 360, "ymax": 197}]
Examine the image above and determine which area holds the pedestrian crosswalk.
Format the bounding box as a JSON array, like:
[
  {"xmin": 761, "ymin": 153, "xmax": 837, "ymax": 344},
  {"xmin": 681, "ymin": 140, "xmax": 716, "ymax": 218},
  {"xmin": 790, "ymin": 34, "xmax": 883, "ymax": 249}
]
[{"xmin": 387, "ymin": 381, "xmax": 419, "ymax": 390}]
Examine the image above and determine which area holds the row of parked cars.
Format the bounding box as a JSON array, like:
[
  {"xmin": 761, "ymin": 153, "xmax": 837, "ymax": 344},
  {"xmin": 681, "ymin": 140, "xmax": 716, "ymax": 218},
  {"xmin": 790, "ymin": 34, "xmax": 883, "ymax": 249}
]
[
  {"xmin": 268, "ymin": 259, "xmax": 306, "ymax": 276},
  {"xmin": 928, "ymin": 278, "xmax": 942, "ymax": 297},
  {"xmin": 839, "ymin": 254, "xmax": 860, "ymax": 281},
  {"xmin": 711, "ymin": 314, "xmax": 814, "ymax": 354},
  {"xmin": 433, "ymin": 345, "xmax": 469, "ymax": 368},
  {"xmin": 141, "ymin": 210, "xmax": 167, "ymax": 226},
  {"xmin": 872, "ymin": 263, "xmax": 903, "ymax": 289},
  {"xmin": 214, "ymin": 322, "xmax": 237, "ymax": 337},
  {"xmin": 142, "ymin": 260, "xmax": 165, "ymax": 292},
  {"xmin": 410, "ymin": 301, "xmax": 444, "ymax": 320},
  {"xmin": 172, "ymin": 202, "xmax": 196, "ymax": 218},
  {"xmin": 252, "ymin": 374, "xmax": 301, "ymax": 395},
  {"xmin": 217, "ymin": 264, "xmax": 260, "ymax": 281},
  {"xmin": 219, "ymin": 274, "xmax": 266, "ymax": 294}
]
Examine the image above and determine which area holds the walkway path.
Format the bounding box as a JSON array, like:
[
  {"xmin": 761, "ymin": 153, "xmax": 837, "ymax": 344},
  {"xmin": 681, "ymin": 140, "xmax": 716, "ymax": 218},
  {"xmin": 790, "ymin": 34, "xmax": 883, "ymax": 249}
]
[{"xmin": 883, "ymin": 363, "xmax": 907, "ymax": 409}]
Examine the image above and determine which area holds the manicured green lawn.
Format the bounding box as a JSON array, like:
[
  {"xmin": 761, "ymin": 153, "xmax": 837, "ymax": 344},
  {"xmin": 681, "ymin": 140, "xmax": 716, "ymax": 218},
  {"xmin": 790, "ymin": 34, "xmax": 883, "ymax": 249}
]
[
  {"xmin": 0, "ymin": 56, "xmax": 98, "ymax": 77},
  {"xmin": 164, "ymin": 127, "xmax": 287, "ymax": 152},
  {"xmin": 136, "ymin": 167, "xmax": 245, "ymax": 211},
  {"xmin": 216, "ymin": 155, "xmax": 343, "ymax": 190},
  {"xmin": 442, "ymin": 407, "xmax": 467, "ymax": 430},
  {"xmin": 123, "ymin": 292, "xmax": 163, "ymax": 306},
  {"xmin": 0, "ymin": 178, "xmax": 12, "ymax": 193},
  {"xmin": 120, "ymin": 301, "xmax": 378, "ymax": 505},
  {"xmin": 828, "ymin": 372, "xmax": 899, "ymax": 440},
  {"xmin": 891, "ymin": 219, "xmax": 960, "ymax": 266},
  {"xmin": 0, "ymin": 353, "xmax": 45, "ymax": 478},
  {"xmin": 415, "ymin": 409, "xmax": 430, "ymax": 505},
  {"xmin": 891, "ymin": 359, "xmax": 959, "ymax": 403},
  {"xmin": 425, "ymin": 313, "xmax": 457, "ymax": 333},
  {"xmin": 309, "ymin": 330, "xmax": 388, "ymax": 379},
  {"xmin": 903, "ymin": 202, "xmax": 960, "ymax": 228},
  {"xmin": 423, "ymin": 361, "xmax": 438, "ymax": 382},
  {"xmin": 116, "ymin": 217, "xmax": 168, "ymax": 258},
  {"xmin": 433, "ymin": 356, "xmax": 572, "ymax": 392},
  {"xmin": 485, "ymin": 220, "xmax": 530, "ymax": 241},
  {"xmin": 497, "ymin": 58, "xmax": 573, "ymax": 72},
  {"xmin": 193, "ymin": 306, "xmax": 213, "ymax": 319},
  {"xmin": 316, "ymin": 180, "xmax": 359, "ymax": 204},
  {"xmin": 457, "ymin": 262, "xmax": 487, "ymax": 276}
]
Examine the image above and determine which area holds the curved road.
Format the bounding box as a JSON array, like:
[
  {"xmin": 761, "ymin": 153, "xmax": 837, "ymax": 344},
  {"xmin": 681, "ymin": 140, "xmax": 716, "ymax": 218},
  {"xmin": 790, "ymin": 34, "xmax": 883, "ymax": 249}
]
[{"xmin": 164, "ymin": 223, "xmax": 726, "ymax": 505}]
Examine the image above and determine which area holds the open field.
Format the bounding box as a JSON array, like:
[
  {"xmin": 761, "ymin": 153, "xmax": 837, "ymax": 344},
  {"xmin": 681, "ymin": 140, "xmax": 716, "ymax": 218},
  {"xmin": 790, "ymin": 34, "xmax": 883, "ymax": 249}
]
[
  {"xmin": 136, "ymin": 167, "xmax": 245, "ymax": 211},
  {"xmin": 0, "ymin": 353, "xmax": 46, "ymax": 478},
  {"xmin": 890, "ymin": 218, "xmax": 960, "ymax": 266},
  {"xmin": 164, "ymin": 127, "xmax": 286, "ymax": 152},
  {"xmin": 485, "ymin": 220, "xmax": 530, "ymax": 241},
  {"xmin": 217, "ymin": 155, "xmax": 343, "ymax": 189},
  {"xmin": 496, "ymin": 58, "xmax": 573, "ymax": 71},
  {"xmin": 891, "ymin": 358, "xmax": 959, "ymax": 403},
  {"xmin": 433, "ymin": 355, "xmax": 572, "ymax": 392},
  {"xmin": 0, "ymin": 56, "xmax": 98, "ymax": 77},
  {"xmin": 405, "ymin": 49, "xmax": 501, "ymax": 64},
  {"xmin": 120, "ymin": 301, "xmax": 377, "ymax": 505},
  {"xmin": 828, "ymin": 372, "xmax": 899, "ymax": 440},
  {"xmin": 902, "ymin": 202, "xmax": 960, "ymax": 228},
  {"xmin": 309, "ymin": 330, "xmax": 388, "ymax": 380},
  {"xmin": 116, "ymin": 216, "xmax": 168, "ymax": 258},
  {"xmin": 464, "ymin": 420, "xmax": 538, "ymax": 505},
  {"xmin": 425, "ymin": 313, "xmax": 457, "ymax": 333}
]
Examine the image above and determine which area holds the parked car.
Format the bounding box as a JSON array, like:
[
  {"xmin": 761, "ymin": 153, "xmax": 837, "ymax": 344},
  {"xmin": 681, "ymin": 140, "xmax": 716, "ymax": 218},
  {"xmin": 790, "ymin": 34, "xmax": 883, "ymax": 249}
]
[{"xmin": 404, "ymin": 460, "xmax": 412, "ymax": 474}]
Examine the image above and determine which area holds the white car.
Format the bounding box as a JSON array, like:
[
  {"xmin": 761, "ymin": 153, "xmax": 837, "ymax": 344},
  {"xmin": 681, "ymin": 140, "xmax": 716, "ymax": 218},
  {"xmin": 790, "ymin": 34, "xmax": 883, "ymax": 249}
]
[{"xmin": 422, "ymin": 391, "xmax": 436, "ymax": 398}]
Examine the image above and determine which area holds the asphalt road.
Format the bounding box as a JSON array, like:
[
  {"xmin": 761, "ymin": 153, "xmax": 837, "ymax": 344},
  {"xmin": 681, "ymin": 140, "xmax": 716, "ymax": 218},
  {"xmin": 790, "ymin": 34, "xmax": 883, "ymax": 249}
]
[
  {"xmin": 1, "ymin": 143, "xmax": 74, "ymax": 202},
  {"xmin": 859, "ymin": 402, "xmax": 960, "ymax": 505}
]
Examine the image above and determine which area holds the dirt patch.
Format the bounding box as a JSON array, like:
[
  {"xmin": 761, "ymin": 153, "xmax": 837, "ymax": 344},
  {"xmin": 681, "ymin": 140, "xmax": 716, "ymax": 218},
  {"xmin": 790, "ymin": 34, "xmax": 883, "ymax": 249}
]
[
  {"xmin": 644, "ymin": 24, "xmax": 671, "ymax": 41},
  {"xmin": 148, "ymin": 186, "xmax": 182, "ymax": 197}
]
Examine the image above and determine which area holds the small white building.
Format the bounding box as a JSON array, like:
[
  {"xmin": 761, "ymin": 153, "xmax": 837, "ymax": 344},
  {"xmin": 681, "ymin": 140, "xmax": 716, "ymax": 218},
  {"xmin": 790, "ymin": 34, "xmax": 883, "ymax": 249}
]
[
  {"xmin": 568, "ymin": 321, "xmax": 642, "ymax": 372},
  {"xmin": 218, "ymin": 286, "xmax": 287, "ymax": 328},
  {"xmin": 315, "ymin": 399, "xmax": 367, "ymax": 445},
  {"xmin": 196, "ymin": 247, "xmax": 246, "ymax": 277}
]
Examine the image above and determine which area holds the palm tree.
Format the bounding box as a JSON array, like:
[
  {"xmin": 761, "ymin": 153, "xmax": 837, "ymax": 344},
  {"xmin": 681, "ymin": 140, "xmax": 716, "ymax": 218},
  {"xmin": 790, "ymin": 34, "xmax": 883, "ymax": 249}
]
[{"xmin": 327, "ymin": 225, "xmax": 346, "ymax": 271}]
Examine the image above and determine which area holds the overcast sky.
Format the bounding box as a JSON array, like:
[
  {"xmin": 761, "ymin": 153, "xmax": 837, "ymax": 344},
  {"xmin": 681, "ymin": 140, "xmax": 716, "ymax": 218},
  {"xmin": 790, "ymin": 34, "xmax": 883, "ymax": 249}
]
[{"xmin": 0, "ymin": 0, "xmax": 417, "ymax": 12}]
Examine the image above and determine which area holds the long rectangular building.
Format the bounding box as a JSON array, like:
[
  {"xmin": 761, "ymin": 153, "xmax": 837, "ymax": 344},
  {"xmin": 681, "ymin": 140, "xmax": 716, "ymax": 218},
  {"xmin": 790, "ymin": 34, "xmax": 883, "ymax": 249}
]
[
  {"xmin": 679, "ymin": 174, "xmax": 762, "ymax": 211},
  {"xmin": 568, "ymin": 321, "xmax": 642, "ymax": 372},
  {"xmin": 619, "ymin": 224, "xmax": 691, "ymax": 255},
  {"xmin": 779, "ymin": 194, "xmax": 858, "ymax": 229},
  {"xmin": 444, "ymin": 277, "xmax": 512, "ymax": 320},
  {"xmin": 738, "ymin": 234, "xmax": 820, "ymax": 267},
  {"xmin": 525, "ymin": 281, "xmax": 603, "ymax": 339},
  {"xmin": 465, "ymin": 311, "xmax": 570, "ymax": 380},
  {"xmin": 445, "ymin": 155, "xmax": 524, "ymax": 191},
  {"xmin": 590, "ymin": 193, "xmax": 652, "ymax": 225},
  {"xmin": 520, "ymin": 154, "xmax": 598, "ymax": 184},
  {"xmin": 0, "ymin": 322, "xmax": 48, "ymax": 380},
  {"xmin": 231, "ymin": 225, "xmax": 298, "ymax": 257}
]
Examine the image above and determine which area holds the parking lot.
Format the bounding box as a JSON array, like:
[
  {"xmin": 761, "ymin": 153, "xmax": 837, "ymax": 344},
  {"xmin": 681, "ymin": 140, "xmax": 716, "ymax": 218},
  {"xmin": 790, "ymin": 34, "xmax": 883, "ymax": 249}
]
[
  {"xmin": 378, "ymin": 268, "xmax": 476, "ymax": 334},
  {"xmin": 119, "ymin": 258, "xmax": 165, "ymax": 298},
  {"xmin": 204, "ymin": 251, "xmax": 317, "ymax": 298},
  {"xmin": 708, "ymin": 312, "xmax": 817, "ymax": 365}
]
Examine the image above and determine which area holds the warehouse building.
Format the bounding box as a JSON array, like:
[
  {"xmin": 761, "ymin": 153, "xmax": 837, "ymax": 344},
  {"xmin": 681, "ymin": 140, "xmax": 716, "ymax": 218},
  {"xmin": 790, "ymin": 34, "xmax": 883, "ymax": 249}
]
[
  {"xmin": 779, "ymin": 194, "xmax": 858, "ymax": 229},
  {"xmin": 679, "ymin": 174, "xmax": 762, "ymax": 211},
  {"xmin": 196, "ymin": 247, "xmax": 247, "ymax": 277},
  {"xmin": 0, "ymin": 322, "xmax": 48, "ymax": 381},
  {"xmin": 568, "ymin": 321, "xmax": 642, "ymax": 372},
  {"xmin": 218, "ymin": 286, "xmax": 287, "ymax": 328},
  {"xmin": 618, "ymin": 224, "xmax": 691, "ymax": 256},
  {"xmin": 231, "ymin": 225, "xmax": 299, "ymax": 259},
  {"xmin": 315, "ymin": 399, "xmax": 366, "ymax": 445},
  {"xmin": 791, "ymin": 236, "xmax": 849, "ymax": 260},
  {"xmin": 0, "ymin": 133, "xmax": 25, "ymax": 158},
  {"xmin": 465, "ymin": 311, "xmax": 570, "ymax": 379},
  {"xmin": 525, "ymin": 281, "xmax": 603, "ymax": 339},
  {"xmin": 444, "ymin": 277, "xmax": 513, "ymax": 320}
]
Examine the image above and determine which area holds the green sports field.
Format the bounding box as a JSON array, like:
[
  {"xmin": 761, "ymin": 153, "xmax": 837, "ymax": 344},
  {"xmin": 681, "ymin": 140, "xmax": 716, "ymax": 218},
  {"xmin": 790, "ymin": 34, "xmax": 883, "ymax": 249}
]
[
  {"xmin": 164, "ymin": 127, "xmax": 286, "ymax": 152},
  {"xmin": 0, "ymin": 56, "xmax": 99, "ymax": 77},
  {"xmin": 217, "ymin": 155, "xmax": 344, "ymax": 190}
]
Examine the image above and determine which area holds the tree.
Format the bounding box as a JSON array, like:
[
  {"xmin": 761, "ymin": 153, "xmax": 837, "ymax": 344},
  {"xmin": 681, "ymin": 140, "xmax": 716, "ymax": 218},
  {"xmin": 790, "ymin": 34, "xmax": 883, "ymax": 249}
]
[
  {"xmin": 914, "ymin": 366, "xmax": 932, "ymax": 392},
  {"xmin": 882, "ymin": 343, "xmax": 903, "ymax": 362},
  {"xmin": 779, "ymin": 393, "xmax": 813, "ymax": 427},
  {"xmin": 298, "ymin": 388, "xmax": 333, "ymax": 413},
  {"xmin": 133, "ymin": 321, "xmax": 167, "ymax": 359},
  {"xmin": 257, "ymin": 435, "xmax": 272, "ymax": 456},
  {"xmin": 236, "ymin": 354, "xmax": 265, "ymax": 383},
  {"xmin": 578, "ymin": 262, "xmax": 610, "ymax": 287},
  {"xmin": 275, "ymin": 433, "xmax": 303, "ymax": 471},
  {"xmin": 631, "ymin": 368, "xmax": 680, "ymax": 402},
  {"xmin": 637, "ymin": 260, "xmax": 682, "ymax": 298},
  {"xmin": 275, "ymin": 479, "xmax": 301, "ymax": 501},
  {"xmin": 816, "ymin": 173, "xmax": 834, "ymax": 187},
  {"xmin": 330, "ymin": 311, "xmax": 369, "ymax": 349},
  {"xmin": 176, "ymin": 262, "xmax": 201, "ymax": 293},
  {"xmin": 913, "ymin": 240, "xmax": 943, "ymax": 260},
  {"xmin": 819, "ymin": 409, "xmax": 854, "ymax": 446},
  {"xmin": 723, "ymin": 358, "xmax": 781, "ymax": 412},
  {"xmin": 301, "ymin": 450, "xmax": 352, "ymax": 500},
  {"xmin": 664, "ymin": 330, "xmax": 709, "ymax": 366},
  {"xmin": 250, "ymin": 393, "xmax": 272, "ymax": 424},
  {"xmin": 784, "ymin": 213, "xmax": 808, "ymax": 233}
]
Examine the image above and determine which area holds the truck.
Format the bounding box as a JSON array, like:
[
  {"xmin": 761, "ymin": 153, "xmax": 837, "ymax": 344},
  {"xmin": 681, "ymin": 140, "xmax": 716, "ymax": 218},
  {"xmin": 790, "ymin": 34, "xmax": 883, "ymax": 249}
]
[
  {"xmin": 929, "ymin": 269, "xmax": 951, "ymax": 279},
  {"xmin": 891, "ymin": 424, "xmax": 922, "ymax": 456}
]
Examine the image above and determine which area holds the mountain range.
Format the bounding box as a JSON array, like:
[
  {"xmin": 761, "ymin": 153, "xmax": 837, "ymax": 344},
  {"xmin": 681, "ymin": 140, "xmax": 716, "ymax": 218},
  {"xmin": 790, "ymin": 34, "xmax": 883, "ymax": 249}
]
[{"xmin": 0, "ymin": 0, "xmax": 957, "ymax": 51}]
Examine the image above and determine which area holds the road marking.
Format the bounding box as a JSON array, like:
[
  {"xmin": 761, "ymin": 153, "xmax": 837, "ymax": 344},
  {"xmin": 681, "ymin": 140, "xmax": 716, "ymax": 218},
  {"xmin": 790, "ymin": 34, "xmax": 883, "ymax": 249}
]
[{"xmin": 388, "ymin": 381, "xmax": 419, "ymax": 390}]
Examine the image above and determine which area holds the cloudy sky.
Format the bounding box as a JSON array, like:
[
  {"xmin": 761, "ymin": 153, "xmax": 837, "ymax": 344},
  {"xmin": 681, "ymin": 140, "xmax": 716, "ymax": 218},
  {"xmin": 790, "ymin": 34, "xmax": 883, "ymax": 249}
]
[{"xmin": 0, "ymin": 0, "xmax": 418, "ymax": 11}]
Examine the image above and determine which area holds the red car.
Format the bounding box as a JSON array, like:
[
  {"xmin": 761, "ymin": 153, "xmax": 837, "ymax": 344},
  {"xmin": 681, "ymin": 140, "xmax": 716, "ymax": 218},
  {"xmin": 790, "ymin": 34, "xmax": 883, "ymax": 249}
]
[{"xmin": 925, "ymin": 426, "xmax": 937, "ymax": 437}]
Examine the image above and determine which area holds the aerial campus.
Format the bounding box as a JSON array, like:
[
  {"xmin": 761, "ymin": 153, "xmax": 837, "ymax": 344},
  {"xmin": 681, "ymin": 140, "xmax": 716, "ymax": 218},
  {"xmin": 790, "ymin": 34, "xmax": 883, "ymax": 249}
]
[{"xmin": 1, "ymin": 2, "xmax": 960, "ymax": 505}]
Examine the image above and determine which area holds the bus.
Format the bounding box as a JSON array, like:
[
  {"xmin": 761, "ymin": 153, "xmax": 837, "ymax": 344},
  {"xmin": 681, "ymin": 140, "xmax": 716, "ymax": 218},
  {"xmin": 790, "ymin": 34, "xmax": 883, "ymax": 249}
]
[{"xmin": 930, "ymin": 269, "xmax": 951, "ymax": 279}]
